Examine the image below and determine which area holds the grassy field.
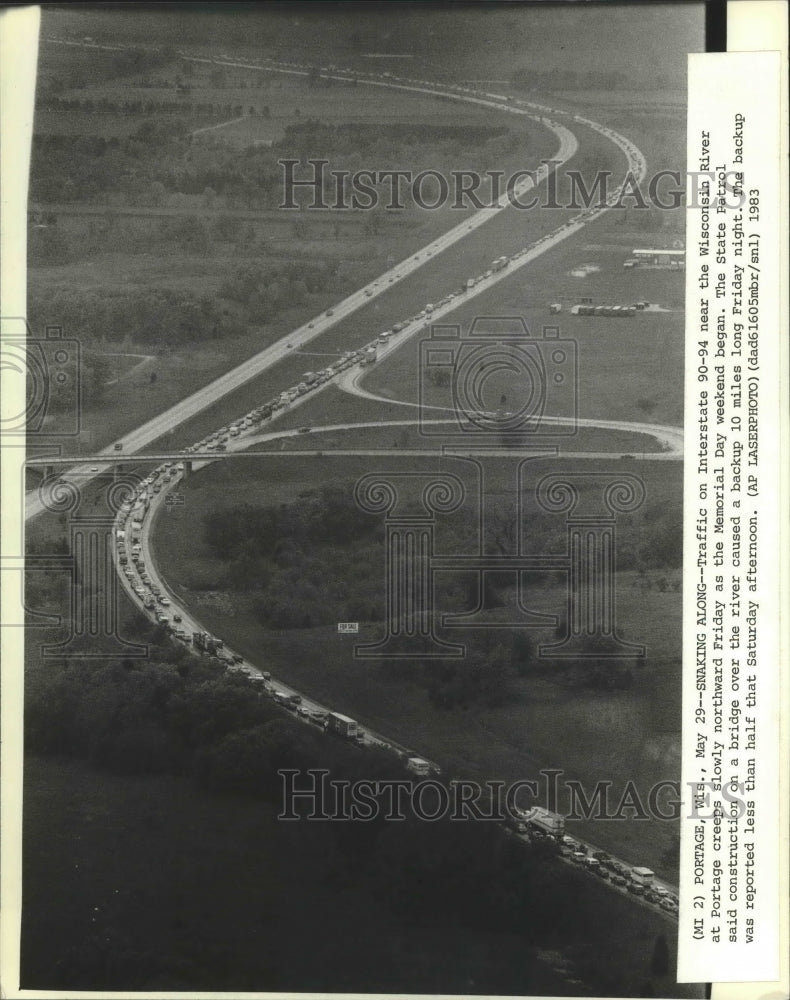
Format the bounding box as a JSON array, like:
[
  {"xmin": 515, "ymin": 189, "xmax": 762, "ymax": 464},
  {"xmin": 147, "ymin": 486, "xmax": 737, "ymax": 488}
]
[{"xmin": 358, "ymin": 220, "xmax": 685, "ymax": 428}]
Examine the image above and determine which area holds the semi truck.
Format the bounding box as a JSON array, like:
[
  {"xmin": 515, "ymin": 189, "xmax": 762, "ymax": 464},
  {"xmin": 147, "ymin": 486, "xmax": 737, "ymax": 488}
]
[
  {"xmin": 523, "ymin": 806, "xmax": 566, "ymax": 838},
  {"xmin": 326, "ymin": 712, "xmax": 361, "ymax": 739},
  {"xmin": 192, "ymin": 632, "xmax": 223, "ymax": 655},
  {"xmin": 273, "ymin": 691, "xmax": 301, "ymax": 709}
]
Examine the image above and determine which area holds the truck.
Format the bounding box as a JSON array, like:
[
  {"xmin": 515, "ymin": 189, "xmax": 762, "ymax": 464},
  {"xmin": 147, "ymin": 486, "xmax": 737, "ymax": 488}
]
[
  {"xmin": 523, "ymin": 806, "xmax": 566, "ymax": 838},
  {"xmin": 630, "ymin": 867, "xmax": 655, "ymax": 886},
  {"xmin": 405, "ymin": 756, "xmax": 432, "ymax": 776},
  {"xmin": 326, "ymin": 712, "xmax": 360, "ymax": 739},
  {"xmin": 192, "ymin": 631, "xmax": 223, "ymax": 655},
  {"xmin": 272, "ymin": 691, "xmax": 301, "ymax": 709}
]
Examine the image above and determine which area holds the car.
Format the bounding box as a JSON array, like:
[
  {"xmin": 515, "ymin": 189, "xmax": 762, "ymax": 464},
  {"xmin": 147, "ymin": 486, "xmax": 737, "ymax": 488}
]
[
  {"xmin": 90, "ymin": 466, "xmax": 99, "ymax": 473},
  {"xmin": 298, "ymin": 426, "xmax": 311, "ymax": 434},
  {"xmin": 158, "ymin": 596, "xmax": 170, "ymax": 606},
  {"xmin": 173, "ymin": 614, "xmax": 182, "ymax": 623},
  {"xmin": 326, "ymin": 309, "xmax": 334, "ymax": 316}
]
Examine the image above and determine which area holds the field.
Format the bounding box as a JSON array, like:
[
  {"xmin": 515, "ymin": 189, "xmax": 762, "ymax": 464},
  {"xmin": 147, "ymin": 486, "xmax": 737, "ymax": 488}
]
[{"xmin": 358, "ymin": 224, "xmax": 686, "ymax": 427}]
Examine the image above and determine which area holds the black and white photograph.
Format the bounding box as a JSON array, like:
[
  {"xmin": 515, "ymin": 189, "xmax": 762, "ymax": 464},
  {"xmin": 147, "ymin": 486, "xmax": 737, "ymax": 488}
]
[{"xmin": 0, "ymin": 2, "xmax": 786, "ymax": 998}]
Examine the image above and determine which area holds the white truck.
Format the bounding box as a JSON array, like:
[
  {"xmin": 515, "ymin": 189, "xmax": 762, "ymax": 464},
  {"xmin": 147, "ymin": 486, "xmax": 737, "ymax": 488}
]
[
  {"xmin": 326, "ymin": 712, "xmax": 360, "ymax": 739},
  {"xmin": 523, "ymin": 806, "xmax": 566, "ymax": 838},
  {"xmin": 405, "ymin": 756, "xmax": 432, "ymax": 777},
  {"xmin": 630, "ymin": 867, "xmax": 655, "ymax": 886}
]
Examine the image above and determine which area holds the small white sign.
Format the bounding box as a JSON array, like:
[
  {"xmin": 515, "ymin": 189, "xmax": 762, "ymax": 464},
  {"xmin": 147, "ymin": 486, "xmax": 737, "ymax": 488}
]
[{"xmin": 337, "ymin": 622, "xmax": 359, "ymax": 634}]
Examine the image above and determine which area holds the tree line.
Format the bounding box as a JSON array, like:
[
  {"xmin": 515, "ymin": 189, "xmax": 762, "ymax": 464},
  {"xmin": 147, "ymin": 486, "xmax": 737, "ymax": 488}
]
[
  {"xmin": 200, "ymin": 482, "xmax": 677, "ymax": 700},
  {"xmin": 30, "ymin": 118, "xmax": 522, "ymax": 211},
  {"xmin": 37, "ymin": 95, "xmax": 264, "ymax": 119}
]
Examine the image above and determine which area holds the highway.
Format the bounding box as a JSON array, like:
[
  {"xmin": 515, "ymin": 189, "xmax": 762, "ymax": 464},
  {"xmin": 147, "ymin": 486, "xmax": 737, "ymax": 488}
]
[{"xmin": 27, "ymin": 44, "xmax": 646, "ymax": 522}]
